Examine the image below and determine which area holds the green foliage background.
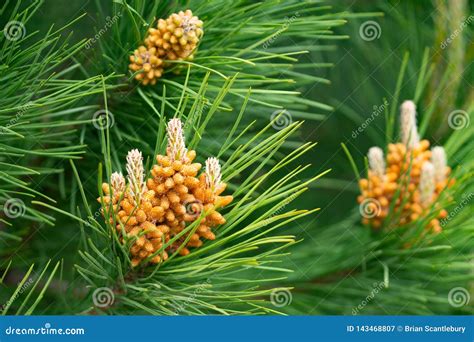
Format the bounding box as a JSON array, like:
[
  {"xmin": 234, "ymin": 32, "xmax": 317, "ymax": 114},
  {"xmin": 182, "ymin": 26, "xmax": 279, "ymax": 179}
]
[{"xmin": 0, "ymin": 0, "xmax": 472, "ymax": 315}]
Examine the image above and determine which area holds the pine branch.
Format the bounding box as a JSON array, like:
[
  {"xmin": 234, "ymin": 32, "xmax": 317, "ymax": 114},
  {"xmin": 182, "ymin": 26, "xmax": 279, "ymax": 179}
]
[{"xmin": 58, "ymin": 77, "xmax": 328, "ymax": 315}]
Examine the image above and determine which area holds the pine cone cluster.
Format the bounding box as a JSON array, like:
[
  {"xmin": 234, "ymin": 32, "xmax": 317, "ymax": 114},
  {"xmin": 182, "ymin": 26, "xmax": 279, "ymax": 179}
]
[
  {"xmin": 99, "ymin": 118, "xmax": 232, "ymax": 267},
  {"xmin": 357, "ymin": 100, "xmax": 453, "ymax": 232},
  {"xmin": 129, "ymin": 46, "xmax": 164, "ymax": 86},
  {"xmin": 129, "ymin": 9, "xmax": 203, "ymax": 85},
  {"xmin": 145, "ymin": 10, "xmax": 203, "ymax": 61}
]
